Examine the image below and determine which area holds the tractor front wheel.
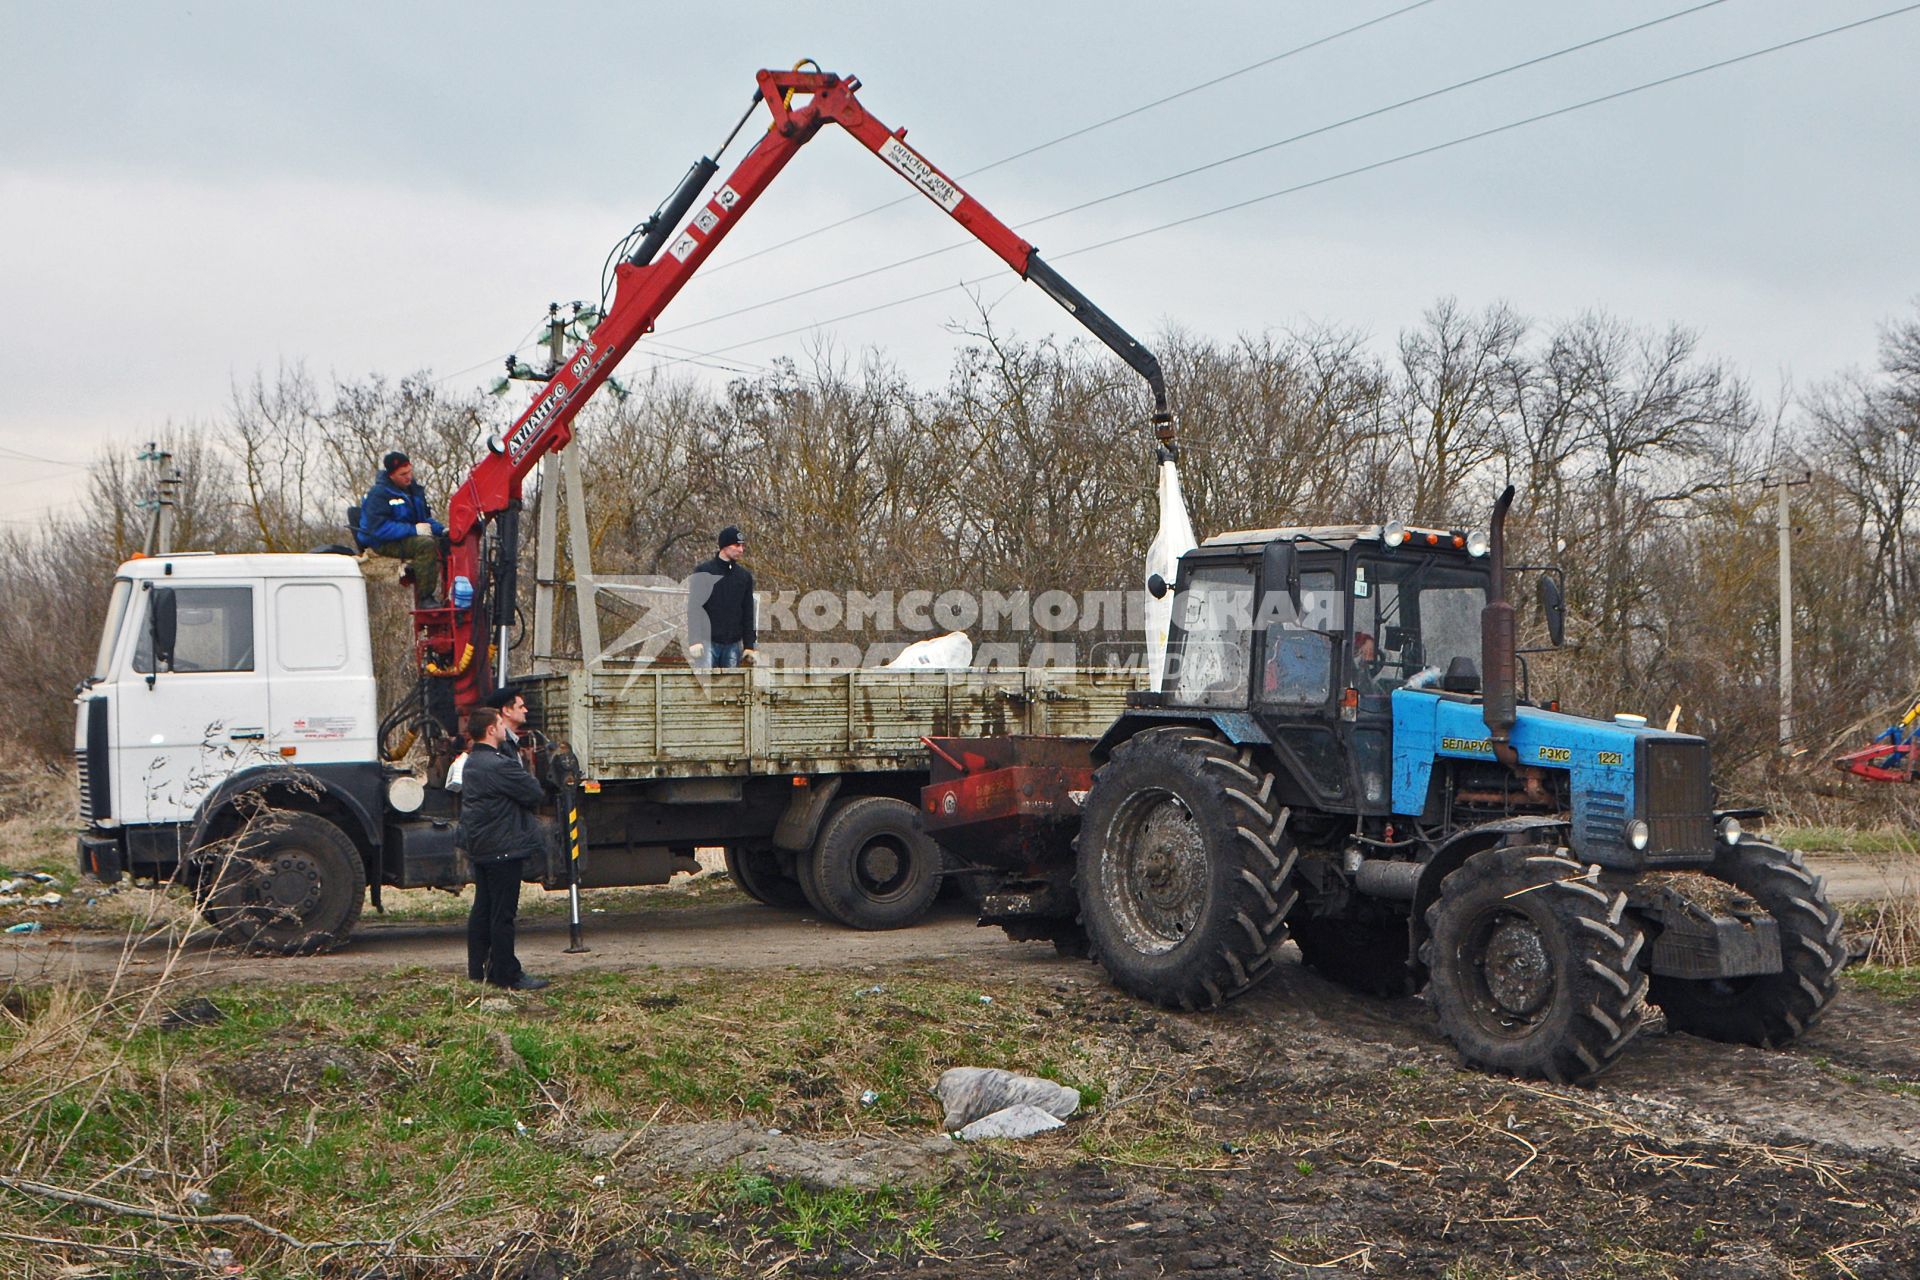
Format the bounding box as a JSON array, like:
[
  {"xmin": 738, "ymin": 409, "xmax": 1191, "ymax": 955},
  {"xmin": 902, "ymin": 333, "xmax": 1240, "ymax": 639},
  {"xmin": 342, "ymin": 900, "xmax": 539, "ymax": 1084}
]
[
  {"xmin": 1424, "ymin": 846, "xmax": 1647, "ymax": 1084},
  {"xmin": 1648, "ymin": 841, "xmax": 1844, "ymax": 1047}
]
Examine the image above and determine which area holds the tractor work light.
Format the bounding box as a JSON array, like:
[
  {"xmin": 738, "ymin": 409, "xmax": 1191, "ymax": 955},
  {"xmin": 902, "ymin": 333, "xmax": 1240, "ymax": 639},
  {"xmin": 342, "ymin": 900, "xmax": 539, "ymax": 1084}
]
[
  {"xmin": 1467, "ymin": 530, "xmax": 1490, "ymax": 557},
  {"xmin": 1628, "ymin": 820, "xmax": 1651, "ymax": 851},
  {"xmin": 1718, "ymin": 815, "xmax": 1744, "ymax": 845},
  {"xmin": 1382, "ymin": 520, "xmax": 1407, "ymax": 547}
]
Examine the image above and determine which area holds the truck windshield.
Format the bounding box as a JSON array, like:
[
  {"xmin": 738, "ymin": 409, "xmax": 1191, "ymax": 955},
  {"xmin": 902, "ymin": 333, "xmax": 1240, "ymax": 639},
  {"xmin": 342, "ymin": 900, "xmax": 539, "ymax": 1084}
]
[
  {"xmin": 90, "ymin": 579, "xmax": 132, "ymax": 683},
  {"xmin": 1352, "ymin": 557, "xmax": 1488, "ymax": 693}
]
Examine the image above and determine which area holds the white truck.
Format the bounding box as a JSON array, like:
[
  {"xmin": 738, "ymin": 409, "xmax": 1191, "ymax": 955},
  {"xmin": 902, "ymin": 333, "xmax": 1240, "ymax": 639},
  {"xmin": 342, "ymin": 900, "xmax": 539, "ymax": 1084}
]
[{"xmin": 73, "ymin": 550, "xmax": 1140, "ymax": 951}]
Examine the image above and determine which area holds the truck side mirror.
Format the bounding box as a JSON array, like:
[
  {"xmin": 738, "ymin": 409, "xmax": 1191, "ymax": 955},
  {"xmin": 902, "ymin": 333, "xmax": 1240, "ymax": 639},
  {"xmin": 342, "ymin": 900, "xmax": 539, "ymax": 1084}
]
[
  {"xmin": 1146, "ymin": 572, "xmax": 1169, "ymax": 600},
  {"xmin": 1261, "ymin": 540, "xmax": 1302, "ymax": 613},
  {"xmin": 1537, "ymin": 575, "xmax": 1565, "ymax": 648},
  {"xmin": 145, "ymin": 586, "xmax": 177, "ymax": 687}
]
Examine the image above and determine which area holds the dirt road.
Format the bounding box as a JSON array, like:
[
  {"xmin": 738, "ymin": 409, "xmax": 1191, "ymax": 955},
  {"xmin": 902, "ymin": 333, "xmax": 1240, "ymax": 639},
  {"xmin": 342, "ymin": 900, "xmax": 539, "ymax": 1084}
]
[
  {"xmin": 0, "ymin": 897, "xmax": 1023, "ymax": 988},
  {"xmin": 3, "ymin": 845, "xmax": 1904, "ymax": 989}
]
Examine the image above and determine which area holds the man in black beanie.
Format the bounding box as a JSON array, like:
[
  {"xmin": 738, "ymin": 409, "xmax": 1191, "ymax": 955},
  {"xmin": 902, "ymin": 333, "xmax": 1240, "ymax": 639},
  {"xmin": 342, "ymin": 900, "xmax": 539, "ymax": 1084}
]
[
  {"xmin": 357, "ymin": 451, "xmax": 446, "ymax": 605},
  {"xmin": 686, "ymin": 525, "xmax": 756, "ymax": 669}
]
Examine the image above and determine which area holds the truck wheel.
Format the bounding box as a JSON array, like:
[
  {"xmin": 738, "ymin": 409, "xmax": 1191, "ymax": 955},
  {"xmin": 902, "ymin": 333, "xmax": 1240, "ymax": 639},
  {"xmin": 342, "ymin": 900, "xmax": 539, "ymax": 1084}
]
[
  {"xmin": 803, "ymin": 796, "xmax": 943, "ymax": 930},
  {"xmin": 1074, "ymin": 729, "xmax": 1296, "ymax": 1011},
  {"xmin": 724, "ymin": 846, "xmax": 809, "ymax": 910},
  {"xmin": 1424, "ymin": 846, "xmax": 1646, "ymax": 1084},
  {"xmin": 1291, "ymin": 916, "xmax": 1415, "ymax": 997},
  {"xmin": 195, "ymin": 810, "xmax": 366, "ymax": 955},
  {"xmin": 1648, "ymin": 841, "xmax": 1844, "ymax": 1047}
]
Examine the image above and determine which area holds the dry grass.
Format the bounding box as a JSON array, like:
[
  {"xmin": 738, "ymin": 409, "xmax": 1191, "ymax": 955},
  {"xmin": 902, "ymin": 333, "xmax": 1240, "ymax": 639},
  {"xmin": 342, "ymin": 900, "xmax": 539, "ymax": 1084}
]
[{"xmin": 1846, "ymin": 893, "xmax": 1920, "ymax": 969}]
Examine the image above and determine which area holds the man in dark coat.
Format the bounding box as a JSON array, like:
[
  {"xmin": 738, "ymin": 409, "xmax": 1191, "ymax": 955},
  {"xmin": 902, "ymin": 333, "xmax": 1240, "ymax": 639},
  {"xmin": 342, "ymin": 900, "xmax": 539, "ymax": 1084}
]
[
  {"xmin": 358, "ymin": 451, "xmax": 447, "ymax": 605},
  {"xmin": 459, "ymin": 706, "xmax": 549, "ymax": 990},
  {"xmin": 686, "ymin": 524, "xmax": 756, "ymax": 669}
]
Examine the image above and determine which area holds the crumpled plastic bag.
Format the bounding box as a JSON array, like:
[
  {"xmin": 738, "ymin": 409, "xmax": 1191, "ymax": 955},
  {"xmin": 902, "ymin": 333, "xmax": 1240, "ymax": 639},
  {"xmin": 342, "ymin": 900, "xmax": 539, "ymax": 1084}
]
[
  {"xmin": 956, "ymin": 1104, "xmax": 1066, "ymax": 1142},
  {"xmin": 884, "ymin": 631, "xmax": 973, "ymax": 670},
  {"xmin": 934, "ymin": 1067, "xmax": 1080, "ymax": 1131}
]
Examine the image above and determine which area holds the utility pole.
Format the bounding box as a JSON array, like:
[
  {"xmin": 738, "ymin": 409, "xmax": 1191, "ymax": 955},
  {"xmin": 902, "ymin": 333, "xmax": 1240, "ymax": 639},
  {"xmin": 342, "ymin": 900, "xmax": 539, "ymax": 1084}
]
[
  {"xmin": 136, "ymin": 442, "xmax": 183, "ymax": 555},
  {"xmin": 520, "ymin": 303, "xmax": 609, "ymax": 672},
  {"xmin": 1763, "ymin": 471, "xmax": 1812, "ymax": 752}
]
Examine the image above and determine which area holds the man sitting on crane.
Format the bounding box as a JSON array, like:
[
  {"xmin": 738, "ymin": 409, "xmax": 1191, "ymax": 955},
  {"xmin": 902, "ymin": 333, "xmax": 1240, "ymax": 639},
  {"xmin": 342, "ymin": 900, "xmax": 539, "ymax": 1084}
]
[{"xmin": 358, "ymin": 451, "xmax": 446, "ymax": 606}]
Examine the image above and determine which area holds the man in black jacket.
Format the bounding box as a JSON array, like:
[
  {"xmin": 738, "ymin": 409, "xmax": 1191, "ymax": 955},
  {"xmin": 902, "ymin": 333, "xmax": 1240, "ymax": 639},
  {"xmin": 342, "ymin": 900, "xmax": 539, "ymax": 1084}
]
[
  {"xmin": 686, "ymin": 524, "xmax": 756, "ymax": 669},
  {"xmin": 459, "ymin": 706, "xmax": 550, "ymax": 990}
]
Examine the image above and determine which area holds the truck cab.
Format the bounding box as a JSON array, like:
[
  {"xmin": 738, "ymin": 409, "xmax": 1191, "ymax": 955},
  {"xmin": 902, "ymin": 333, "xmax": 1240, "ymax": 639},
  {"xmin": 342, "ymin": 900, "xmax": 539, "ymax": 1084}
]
[{"xmin": 74, "ymin": 553, "xmax": 390, "ymax": 908}]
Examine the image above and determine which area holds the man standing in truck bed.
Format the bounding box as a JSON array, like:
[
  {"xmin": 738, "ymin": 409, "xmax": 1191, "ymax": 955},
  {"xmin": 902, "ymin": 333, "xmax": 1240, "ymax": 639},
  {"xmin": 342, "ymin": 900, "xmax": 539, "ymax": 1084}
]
[
  {"xmin": 358, "ymin": 451, "xmax": 446, "ymax": 606},
  {"xmin": 686, "ymin": 524, "xmax": 756, "ymax": 669}
]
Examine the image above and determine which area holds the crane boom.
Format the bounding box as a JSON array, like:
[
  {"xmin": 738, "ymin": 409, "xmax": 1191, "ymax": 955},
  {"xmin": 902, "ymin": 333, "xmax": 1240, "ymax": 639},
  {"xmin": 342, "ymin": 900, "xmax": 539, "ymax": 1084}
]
[{"xmin": 425, "ymin": 67, "xmax": 1173, "ymax": 717}]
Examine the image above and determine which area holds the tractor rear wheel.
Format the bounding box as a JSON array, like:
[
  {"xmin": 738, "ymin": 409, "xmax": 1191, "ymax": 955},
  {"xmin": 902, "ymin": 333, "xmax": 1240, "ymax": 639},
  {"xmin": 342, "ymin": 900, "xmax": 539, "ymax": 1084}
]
[
  {"xmin": 1424, "ymin": 846, "xmax": 1646, "ymax": 1084},
  {"xmin": 1074, "ymin": 728, "xmax": 1296, "ymax": 1011},
  {"xmin": 1648, "ymin": 841, "xmax": 1844, "ymax": 1047}
]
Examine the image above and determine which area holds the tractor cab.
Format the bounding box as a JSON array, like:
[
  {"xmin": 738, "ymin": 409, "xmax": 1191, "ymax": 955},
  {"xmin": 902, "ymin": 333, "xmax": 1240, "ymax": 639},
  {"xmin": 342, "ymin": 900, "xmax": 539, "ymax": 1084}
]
[{"xmin": 1141, "ymin": 521, "xmax": 1496, "ymax": 820}]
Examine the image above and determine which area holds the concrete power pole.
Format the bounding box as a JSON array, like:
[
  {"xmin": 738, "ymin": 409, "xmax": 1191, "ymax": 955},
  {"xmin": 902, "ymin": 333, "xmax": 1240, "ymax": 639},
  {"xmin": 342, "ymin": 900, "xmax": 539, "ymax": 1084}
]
[
  {"xmin": 1776, "ymin": 481, "xmax": 1793, "ymax": 751},
  {"xmin": 136, "ymin": 442, "xmax": 183, "ymax": 555},
  {"xmin": 1765, "ymin": 472, "xmax": 1811, "ymax": 753},
  {"xmin": 526, "ymin": 305, "xmax": 603, "ymax": 672}
]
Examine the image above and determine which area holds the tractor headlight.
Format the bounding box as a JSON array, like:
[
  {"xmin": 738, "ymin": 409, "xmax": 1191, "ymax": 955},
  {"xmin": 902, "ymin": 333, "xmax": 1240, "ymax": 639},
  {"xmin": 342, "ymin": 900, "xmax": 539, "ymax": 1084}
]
[
  {"xmin": 1467, "ymin": 530, "xmax": 1490, "ymax": 557},
  {"xmin": 1718, "ymin": 815, "xmax": 1743, "ymax": 845},
  {"xmin": 1382, "ymin": 520, "xmax": 1408, "ymax": 548},
  {"xmin": 1627, "ymin": 819, "xmax": 1650, "ymax": 851}
]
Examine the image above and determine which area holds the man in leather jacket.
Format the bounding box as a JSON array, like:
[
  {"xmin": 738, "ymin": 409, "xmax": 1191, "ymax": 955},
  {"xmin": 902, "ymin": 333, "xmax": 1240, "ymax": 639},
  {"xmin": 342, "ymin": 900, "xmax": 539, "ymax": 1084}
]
[{"xmin": 459, "ymin": 706, "xmax": 550, "ymax": 990}]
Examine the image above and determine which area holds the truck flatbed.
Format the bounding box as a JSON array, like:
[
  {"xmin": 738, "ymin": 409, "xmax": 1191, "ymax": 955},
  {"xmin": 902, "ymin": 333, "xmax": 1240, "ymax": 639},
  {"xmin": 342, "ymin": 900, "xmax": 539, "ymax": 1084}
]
[{"xmin": 525, "ymin": 665, "xmax": 1142, "ymax": 781}]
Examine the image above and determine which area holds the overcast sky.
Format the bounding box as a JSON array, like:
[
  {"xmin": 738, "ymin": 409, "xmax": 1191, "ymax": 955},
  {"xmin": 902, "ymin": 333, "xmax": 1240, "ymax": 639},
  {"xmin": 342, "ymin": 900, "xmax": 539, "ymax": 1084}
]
[{"xmin": 3, "ymin": 0, "xmax": 1917, "ymax": 525}]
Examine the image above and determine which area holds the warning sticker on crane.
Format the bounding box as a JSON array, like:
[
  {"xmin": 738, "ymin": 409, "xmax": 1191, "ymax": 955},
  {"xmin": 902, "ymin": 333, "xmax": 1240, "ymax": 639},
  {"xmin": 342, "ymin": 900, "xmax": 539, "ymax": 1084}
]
[
  {"xmin": 669, "ymin": 234, "xmax": 699, "ymax": 262},
  {"xmin": 880, "ymin": 137, "xmax": 963, "ymax": 212}
]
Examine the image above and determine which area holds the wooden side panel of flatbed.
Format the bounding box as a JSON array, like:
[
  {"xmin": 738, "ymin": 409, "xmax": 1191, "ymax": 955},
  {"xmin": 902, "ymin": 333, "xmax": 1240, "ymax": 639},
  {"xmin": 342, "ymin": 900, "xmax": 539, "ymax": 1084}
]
[{"xmin": 525, "ymin": 666, "xmax": 1141, "ymax": 780}]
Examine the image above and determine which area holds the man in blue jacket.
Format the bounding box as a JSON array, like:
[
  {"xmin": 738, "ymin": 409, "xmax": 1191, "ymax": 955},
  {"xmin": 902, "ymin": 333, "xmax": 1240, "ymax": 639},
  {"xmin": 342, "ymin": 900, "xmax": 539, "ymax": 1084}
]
[{"xmin": 358, "ymin": 451, "xmax": 446, "ymax": 605}]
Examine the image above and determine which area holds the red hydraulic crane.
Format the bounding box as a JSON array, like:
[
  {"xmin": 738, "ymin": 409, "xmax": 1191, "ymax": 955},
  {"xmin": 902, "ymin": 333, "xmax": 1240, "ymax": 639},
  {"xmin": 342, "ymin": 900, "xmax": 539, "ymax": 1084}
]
[{"xmin": 417, "ymin": 66, "xmax": 1174, "ymax": 725}]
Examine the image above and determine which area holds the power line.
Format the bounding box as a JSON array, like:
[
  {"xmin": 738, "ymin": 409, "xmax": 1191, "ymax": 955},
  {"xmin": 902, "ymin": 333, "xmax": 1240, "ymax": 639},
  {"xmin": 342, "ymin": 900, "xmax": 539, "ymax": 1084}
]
[
  {"xmin": 1049, "ymin": 4, "xmax": 1920, "ymax": 264},
  {"xmin": 695, "ymin": 0, "xmax": 1444, "ymax": 281},
  {"xmin": 0, "ymin": 443, "xmax": 88, "ymax": 470},
  {"xmin": 678, "ymin": 4, "xmax": 1920, "ymax": 363},
  {"xmin": 657, "ymin": 0, "xmax": 1733, "ymax": 342}
]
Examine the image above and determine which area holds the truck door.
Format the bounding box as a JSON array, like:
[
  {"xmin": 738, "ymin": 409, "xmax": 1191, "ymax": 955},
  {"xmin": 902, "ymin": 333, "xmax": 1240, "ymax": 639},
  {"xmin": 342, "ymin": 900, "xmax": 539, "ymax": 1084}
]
[
  {"xmin": 116, "ymin": 580, "xmax": 274, "ymax": 827},
  {"xmin": 266, "ymin": 578, "xmax": 378, "ymax": 770}
]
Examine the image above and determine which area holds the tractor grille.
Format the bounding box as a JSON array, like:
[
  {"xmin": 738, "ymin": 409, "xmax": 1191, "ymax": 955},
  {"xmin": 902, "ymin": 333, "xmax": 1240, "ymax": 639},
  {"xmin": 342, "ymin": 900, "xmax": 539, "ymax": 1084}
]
[
  {"xmin": 1580, "ymin": 787, "xmax": 1629, "ymax": 855},
  {"xmin": 1640, "ymin": 738, "xmax": 1713, "ymax": 864}
]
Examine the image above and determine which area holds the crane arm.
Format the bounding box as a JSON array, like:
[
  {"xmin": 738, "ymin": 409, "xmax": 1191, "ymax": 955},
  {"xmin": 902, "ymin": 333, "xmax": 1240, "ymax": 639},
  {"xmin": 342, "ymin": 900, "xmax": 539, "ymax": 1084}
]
[{"xmin": 430, "ymin": 67, "xmax": 1173, "ymax": 712}]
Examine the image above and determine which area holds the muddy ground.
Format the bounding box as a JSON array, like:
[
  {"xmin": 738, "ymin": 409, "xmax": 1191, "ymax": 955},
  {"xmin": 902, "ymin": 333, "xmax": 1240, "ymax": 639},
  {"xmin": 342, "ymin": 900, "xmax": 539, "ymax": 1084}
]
[{"xmin": 6, "ymin": 886, "xmax": 1918, "ymax": 1278}]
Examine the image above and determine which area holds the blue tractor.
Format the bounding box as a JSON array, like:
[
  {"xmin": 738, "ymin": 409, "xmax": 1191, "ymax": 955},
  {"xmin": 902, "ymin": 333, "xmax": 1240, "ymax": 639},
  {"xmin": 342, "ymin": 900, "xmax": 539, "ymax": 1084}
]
[{"xmin": 942, "ymin": 488, "xmax": 1846, "ymax": 1084}]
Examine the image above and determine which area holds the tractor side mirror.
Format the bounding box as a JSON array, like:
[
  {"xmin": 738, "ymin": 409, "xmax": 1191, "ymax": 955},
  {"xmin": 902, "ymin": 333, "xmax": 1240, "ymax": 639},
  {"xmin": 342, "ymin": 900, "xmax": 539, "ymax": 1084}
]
[
  {"xmin": 1261, "ymin": 540, "xmax": 1302, "ymax": 613},
  {"xmin": 1537, "ymin": 575, "xmax": 1565, "ymax": 648},
  {"xmin": 146, "ymin": 586, "xmax": 177, "ymax": 685},
  {"xmin": 1146, "ymin": 572, "xmax": 1170, "ymax": 600}
]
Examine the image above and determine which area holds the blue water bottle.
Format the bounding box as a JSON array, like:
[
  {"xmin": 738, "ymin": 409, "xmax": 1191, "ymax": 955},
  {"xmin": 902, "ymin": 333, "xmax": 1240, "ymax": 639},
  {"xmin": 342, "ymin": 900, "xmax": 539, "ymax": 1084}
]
[{"xmin": 451, "ymin": 576, "xmax": 474, "ymax": 609}]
